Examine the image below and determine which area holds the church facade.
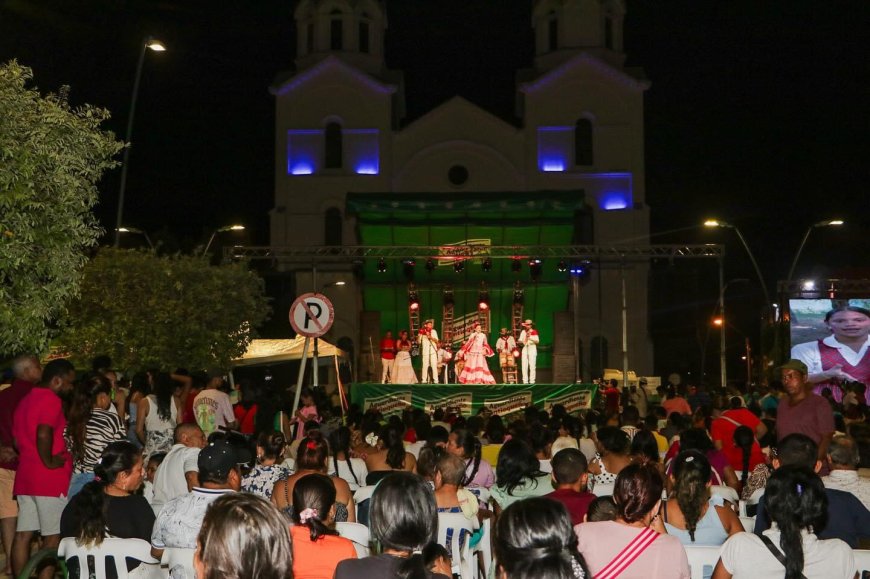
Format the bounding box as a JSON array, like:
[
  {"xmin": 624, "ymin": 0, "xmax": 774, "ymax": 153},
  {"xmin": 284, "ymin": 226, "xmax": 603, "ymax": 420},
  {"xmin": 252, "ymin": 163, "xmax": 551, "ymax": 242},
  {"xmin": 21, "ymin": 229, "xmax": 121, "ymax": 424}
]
[{"xmin": 270, "ymin": 0, "xmax": 653, "ymax": 381}]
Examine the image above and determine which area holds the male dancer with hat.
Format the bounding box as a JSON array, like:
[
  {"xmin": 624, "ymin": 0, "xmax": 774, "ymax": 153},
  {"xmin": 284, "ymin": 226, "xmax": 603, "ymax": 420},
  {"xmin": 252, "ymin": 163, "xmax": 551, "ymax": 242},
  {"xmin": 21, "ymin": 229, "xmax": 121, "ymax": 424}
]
[
  {"xmin": 495, "ymin": 328, "xmax": 517, "ymax": 383},
  {"xmin": 518, "ymin": 319, "xmax": 540, "ymax": 384},
  {"xmin": 419, "ymin": 319, "xmax": 440, "ymax": 384}
]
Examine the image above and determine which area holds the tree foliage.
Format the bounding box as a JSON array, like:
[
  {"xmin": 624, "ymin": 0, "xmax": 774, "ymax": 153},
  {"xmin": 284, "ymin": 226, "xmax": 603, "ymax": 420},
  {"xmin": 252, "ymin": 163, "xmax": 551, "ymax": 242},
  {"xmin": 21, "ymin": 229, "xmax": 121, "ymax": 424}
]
[
  {"xmin": 0, "ymin": 61, "xmax": 123, "ymax": 355},
  {"xmin": 56, "ymin": 248, "xmax": 271, "ymax": 372}
]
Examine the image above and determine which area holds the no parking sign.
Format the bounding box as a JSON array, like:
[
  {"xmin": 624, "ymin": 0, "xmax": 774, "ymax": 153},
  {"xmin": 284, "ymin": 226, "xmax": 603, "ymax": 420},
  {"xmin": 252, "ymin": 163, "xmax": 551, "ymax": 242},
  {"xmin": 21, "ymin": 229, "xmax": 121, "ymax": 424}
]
[{"xmin": 289, "ymin": 293, "xmax": 334, "ymax": 338}]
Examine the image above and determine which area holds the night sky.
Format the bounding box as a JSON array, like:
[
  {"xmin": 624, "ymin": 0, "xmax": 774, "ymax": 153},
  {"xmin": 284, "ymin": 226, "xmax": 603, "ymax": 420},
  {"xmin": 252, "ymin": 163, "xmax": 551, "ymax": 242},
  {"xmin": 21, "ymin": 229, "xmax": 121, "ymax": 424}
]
[{"xmin": 3, "ymin": 0, "xmax": 869, "ymax": 375}]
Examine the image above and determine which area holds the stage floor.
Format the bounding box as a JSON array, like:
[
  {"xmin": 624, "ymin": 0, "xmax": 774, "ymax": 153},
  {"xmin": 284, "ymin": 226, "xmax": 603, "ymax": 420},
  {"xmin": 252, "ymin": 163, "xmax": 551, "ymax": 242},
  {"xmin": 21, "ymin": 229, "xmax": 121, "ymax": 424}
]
[{"xmin": 350, "ymin": 382, "xmax": 597, "ymax": 416}]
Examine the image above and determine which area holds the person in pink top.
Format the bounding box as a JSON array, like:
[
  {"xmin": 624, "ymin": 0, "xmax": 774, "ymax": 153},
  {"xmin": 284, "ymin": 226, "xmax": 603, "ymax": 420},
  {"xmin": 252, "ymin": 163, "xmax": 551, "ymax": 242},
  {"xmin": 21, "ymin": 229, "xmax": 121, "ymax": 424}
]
[
  {"xmin": 292, "ymin": 388, "xmax": 321, "ymax": 441},
  {"xmin": 662, "ymin": 386, "xmax": 692, "ymax": 416},
  {"xmin": 575, "ymin": 462, "xmax": 690, "ymax": 579},
  {"xmin": 11, "ymin": 359, "xmax": 75, "ymax": 579}
]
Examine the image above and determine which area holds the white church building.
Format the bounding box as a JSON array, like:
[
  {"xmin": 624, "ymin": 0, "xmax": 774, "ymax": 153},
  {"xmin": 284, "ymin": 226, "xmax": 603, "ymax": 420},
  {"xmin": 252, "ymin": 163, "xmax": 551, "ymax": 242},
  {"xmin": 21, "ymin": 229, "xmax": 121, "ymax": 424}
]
[{"xmin": 269, "ymin": 0, "xmax": 653, "ymax": 382}]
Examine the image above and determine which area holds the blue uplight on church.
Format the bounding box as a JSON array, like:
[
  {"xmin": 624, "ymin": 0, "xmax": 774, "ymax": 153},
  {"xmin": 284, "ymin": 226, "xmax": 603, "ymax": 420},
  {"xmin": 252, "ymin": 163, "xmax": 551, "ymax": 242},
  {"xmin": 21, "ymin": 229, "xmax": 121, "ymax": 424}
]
[
  {"xmin": 541, "ymin": 159, "xmax": 566, "ymax": 172},
  {"xmin": 602, "ymin": 193, "xmax": 629, "ymax": 210},
  {"xmin": 290, "ymin": 162, "xmax": 315, "ymax": 175},
  {"xmin": 355, "ymin": 164, "xmax": 379, "ymax": 175}
]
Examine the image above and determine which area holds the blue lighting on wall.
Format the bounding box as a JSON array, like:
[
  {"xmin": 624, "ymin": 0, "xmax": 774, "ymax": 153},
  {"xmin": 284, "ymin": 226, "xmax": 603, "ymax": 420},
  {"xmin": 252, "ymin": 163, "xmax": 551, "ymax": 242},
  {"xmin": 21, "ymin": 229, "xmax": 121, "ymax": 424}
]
[
  {"xmin": 355, "ymin": 164, "xmax": 379, "ymax": 175},
  {"xmin": 541, "ymin": 159, "xmax": 566, "ymax": 172},
  {"xmin": 290, "ymin": 163, "xmax": 314, "ymax": 175},
  {"xmin": 602, "ymin": 192, "xmax": 630, "ymax": 210}
]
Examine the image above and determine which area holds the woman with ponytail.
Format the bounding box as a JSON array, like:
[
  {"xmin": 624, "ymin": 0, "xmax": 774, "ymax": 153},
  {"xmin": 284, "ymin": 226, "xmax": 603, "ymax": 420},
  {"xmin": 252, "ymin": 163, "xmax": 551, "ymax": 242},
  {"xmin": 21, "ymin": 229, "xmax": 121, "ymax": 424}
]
[
  {"xmin": 713, "ymin": 465, "xmax": 855, "ymax": 579},
  {"xmin": 336, "ymin": 472, "xmax": 450, "ymax": 579},
  {"xmin": 328, "ymin": 426, "xmax": 368, "ymax": 491},
  {"xmin": 290, "ymin": 474, "xmax": 357, "ymax": 579},
  {"xmin": 365, "ymin": 423, "xmax": 416, "ymax": 484},
  {"xmin": 60, "ymin": 441, "xmax": 155, "ymax": 578},
  {"xmin": 447, "ymin": 428, "xmax": 494, "ymax": 488},
  {"xmin": 494, "ymin": 497, "xmax": 589, "ymax": 578},
  {"xmin": 731, "ymin": 426, "xmax": 759, "ymax": 492},
  {"xmin": 662, "ymin": 451, "xmax": 742, "ymax": 553},
  {"xmin": 65, "ymin": 374, "xmax": 126, "ymax": 497}
]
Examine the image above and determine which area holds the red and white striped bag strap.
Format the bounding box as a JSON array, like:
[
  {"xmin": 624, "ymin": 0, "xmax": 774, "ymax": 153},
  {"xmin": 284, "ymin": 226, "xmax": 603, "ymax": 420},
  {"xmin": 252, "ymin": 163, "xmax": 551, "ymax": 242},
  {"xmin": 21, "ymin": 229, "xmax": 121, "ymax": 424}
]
[{"xmin": 593, "ymin": 526, "xmax": 659, "ymax": 579}]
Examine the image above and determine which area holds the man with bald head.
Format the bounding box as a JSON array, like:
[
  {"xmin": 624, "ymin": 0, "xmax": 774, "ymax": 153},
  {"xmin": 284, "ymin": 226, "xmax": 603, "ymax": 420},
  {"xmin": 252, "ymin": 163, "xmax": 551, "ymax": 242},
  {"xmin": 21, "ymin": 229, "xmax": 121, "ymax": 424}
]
[
  {"xmin": 151, "ymin": 423, "xmax": 206, "ymax": 514},
  {"xmin": 823, "ymin": 434, "xmax": 870, "ymax": 510}
]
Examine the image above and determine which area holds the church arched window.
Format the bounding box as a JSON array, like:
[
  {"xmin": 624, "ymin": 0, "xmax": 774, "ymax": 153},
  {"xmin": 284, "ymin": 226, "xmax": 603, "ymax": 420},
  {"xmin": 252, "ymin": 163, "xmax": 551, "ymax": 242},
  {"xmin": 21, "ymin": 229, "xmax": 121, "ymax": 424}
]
[
  {"xmin": 330, "ymin": 9, "xmax": 344, "ymax": 50},
  {"xmin": 359, "ymin": 13, "xmax": 371, "ymax": 53},
  {"xmin": 324, "ymin": 122, "xmax": 343, "ymax": 169},
  {"xmin": 574, "ymin": 118, "xmax": 594, "ymax": 166},
  {"xmin": 325, "ymin": 207, "xmax": 342, "ymax": 246},
  {"xmin": 547, "ymin": 11, "xmax": 558, "ymax": 52}
]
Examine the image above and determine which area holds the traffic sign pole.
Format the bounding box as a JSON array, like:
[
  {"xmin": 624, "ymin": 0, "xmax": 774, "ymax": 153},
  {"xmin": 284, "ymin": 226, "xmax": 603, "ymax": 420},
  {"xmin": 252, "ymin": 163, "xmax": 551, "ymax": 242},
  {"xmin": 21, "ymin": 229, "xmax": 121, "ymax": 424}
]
[{"xmin": 290, "ymin": 336, "xmax": 311, "ymax": 434}]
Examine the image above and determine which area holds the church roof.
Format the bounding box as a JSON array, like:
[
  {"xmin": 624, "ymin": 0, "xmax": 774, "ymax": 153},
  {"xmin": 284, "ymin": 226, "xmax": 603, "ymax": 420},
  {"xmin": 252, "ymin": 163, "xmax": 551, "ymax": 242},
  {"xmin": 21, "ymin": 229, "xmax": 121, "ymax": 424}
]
[
  {"xmin": 398, "ymin": 95, "xmax": 521, "ymax": 136},
  {"xmin": 269, "ymin": 55, "xmax": 397, "ymax": 97},
  {"xmin": 518, "ymin": 52, "xmax": 651, "ymax": 94}
]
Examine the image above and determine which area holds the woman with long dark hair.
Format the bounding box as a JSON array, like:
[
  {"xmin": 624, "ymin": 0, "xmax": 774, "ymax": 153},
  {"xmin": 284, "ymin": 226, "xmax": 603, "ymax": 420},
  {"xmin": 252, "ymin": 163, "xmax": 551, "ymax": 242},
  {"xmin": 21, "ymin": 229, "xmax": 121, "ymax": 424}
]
[
  {"xmin": 446, "ymin": 428, "xmax": 494, "ymax": 488},
  {"xmin": 135, "ymin": 372, "xmax": 179, "ymax": 458},
  {"xmin": 242, "ymin": 430, "xmax": 291, "ymax": 499},
  {"xmin": 713, "ymin": 465, "xmax": 855, "ymax": 579},
  {"xmin": 490, "ymin": 439, "xmax": 552, "ymax": 510},
  {"xmin": 732, "ymin": 426, "xmax": 755, "ymax": 491},
  {"xmin": 328, "ymin": 426, "xmax": 368, "ymax": 491},
  {"xmin": 291, "ymin": 473, "xmax": 357, "ymax": 578},
  {"xmin": 65, "ymin": 375, "xmax": 126, "ymax": 497},
  {"xmin": 194, "ymin": 493, "xmax": 293, "ymax": 579},
  {"xmin": 495, "ymin": 497, "xmax": 589, "ymax": 578},
  {"xmin": 335, "ymin": 472, "xmax": 450, "ymax": 579},
  {"xmin": 588, "ymin": 426, "xmax": 633, "ymax": 489},
  {"xmin": 125, "ymin": 371, "xmax": 152, "ymax": 448},
  {"xmin": 662, "ymin": 451, "xmax": 742, "ymax": 548},
  {"xmin": 60, "ymin": 441, "xmax": 155, "ymax": 577},
  {"xmin": 365, "ymin": 423, "xmax": 417, "ymax": 484}
]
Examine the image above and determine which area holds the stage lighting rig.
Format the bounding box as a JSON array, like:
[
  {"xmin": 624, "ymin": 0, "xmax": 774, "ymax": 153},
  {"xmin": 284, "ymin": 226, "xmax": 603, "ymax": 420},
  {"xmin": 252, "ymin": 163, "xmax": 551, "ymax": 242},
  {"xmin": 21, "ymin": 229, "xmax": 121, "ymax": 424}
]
[
  {"xmin": 557, "ymin": 260, "xmax": 568, "ymax": 273},
  {"xmin": 402, "ymin": 258, "xmax": 416, "ymax": 280},
  {"xmin": 408, "ymin": 283, "xmax": 420, "ymax": 311},
  {"xmin": 454, "ymin": 259, "xmax": 465, "ymax": 273},
  {"xmin": 425, "ymin": 257, "xmax": 436, "ymax": 273},
  {"xmin": 478, "ymin": 282, "xmax": 490, "ymax": 311},
  {"xmin": 529, "ymin": 257, "xmax": 543, "ymax": 280},
  {"xmin": 569, "ymin": 261, "xmax": 591, "ymax": 278},
  {"xmin": 377, "ymin": 258, "xmax": 387, "ymax": 273},
  {"xmin": 442, "ymin": 285, "xmax": 455, "ymax": 306},
  {"xmin": 482, "ymin": 257, "xmax": 493, "ymax": 272},
  {"xmin": 511, "ymin": 258, "xmax": 522, "ymax": 273}
]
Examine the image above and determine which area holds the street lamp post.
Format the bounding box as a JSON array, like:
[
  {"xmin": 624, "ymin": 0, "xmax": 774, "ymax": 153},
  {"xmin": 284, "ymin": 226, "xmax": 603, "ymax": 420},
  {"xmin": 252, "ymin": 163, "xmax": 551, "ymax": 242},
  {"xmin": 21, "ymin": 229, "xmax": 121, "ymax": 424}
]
[
  {"xmin": 785, "ymin": 219, "xmax": 844, "ymax": 287},
  {"xmin": 715, "ymin": 278, "xmax": 749, "ymax": 389},
  {"xmin": 203, "ymin": 225, "xmax": 245, "ymax": 256},
  {"xmin": 114, "ymin": 36, "xmax": 166, "ymax": 247},
  {"xmin": 704, "ymin": 220, "xmax": 771, "ymax": 321},
  {"xmin": 115, "ymin": 226, "xmax": 154, "ymax": 249}
]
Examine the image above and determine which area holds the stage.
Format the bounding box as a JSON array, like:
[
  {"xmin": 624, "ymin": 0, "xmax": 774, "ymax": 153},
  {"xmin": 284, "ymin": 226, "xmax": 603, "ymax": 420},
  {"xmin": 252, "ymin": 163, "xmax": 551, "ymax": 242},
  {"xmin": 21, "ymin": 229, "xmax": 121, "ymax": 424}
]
[{"xmin": 350, "ymin": 382, "xmax": 598, "ymax": 417}]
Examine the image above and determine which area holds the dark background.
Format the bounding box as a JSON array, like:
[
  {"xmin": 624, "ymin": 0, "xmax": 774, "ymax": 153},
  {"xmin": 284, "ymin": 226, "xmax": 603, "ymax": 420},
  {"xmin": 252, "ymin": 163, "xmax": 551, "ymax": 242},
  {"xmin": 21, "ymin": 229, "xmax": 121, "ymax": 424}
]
[{"xmin": 3, "ymin": 0, "xmax": 869, "ymax": 380}]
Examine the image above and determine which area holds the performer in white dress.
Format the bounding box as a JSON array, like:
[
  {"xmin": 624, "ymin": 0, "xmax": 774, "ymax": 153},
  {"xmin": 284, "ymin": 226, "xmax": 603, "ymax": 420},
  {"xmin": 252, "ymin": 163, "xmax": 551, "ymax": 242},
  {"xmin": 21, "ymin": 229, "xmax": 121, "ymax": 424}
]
[
  {"xmin": 418, "ymin": 319, "xmax": 440, "ymax": 384},
  {"xmin": 457, "ymin": 322, "xmax": 496, "ymax": 385},
  {"xmin": 518, "ymin": 319, "xmax": 540, "ymax": 384},
  {"xmin": 391, "ymin": 330, "xmax": 418, "ymax": 384}
]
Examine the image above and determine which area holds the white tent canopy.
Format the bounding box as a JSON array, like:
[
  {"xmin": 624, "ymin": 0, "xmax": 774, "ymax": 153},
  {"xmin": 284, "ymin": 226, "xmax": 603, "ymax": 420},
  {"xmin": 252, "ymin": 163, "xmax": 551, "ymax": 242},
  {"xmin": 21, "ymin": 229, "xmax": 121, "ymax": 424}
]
[{"xmin": 232, "ymin": 337, "xmax": 347, "ymax": 367}]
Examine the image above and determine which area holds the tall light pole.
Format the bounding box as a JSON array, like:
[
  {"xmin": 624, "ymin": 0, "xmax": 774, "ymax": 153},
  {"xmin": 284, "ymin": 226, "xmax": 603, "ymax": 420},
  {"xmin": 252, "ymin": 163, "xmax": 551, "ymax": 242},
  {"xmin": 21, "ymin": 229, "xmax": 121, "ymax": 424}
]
[
  {"xmin": 785, "ymin": 219, "xmax": 844, "ymax": 287},
  {"xmin": 715, "ymin": 278, "xmax": 749, "ymax": 389},
  {"xmin": 704, "ymin": 219, "xmax": 771, "ymax": 321},
  {"xmin": 114, "ymin": 36, "xmax": 166, "ymax": 247},
  {"xmin": 115, "ymin": 226, "xmax": 154, "ymax": 249},
  {"xmin": 313, "ymin": 279, "xmax": 346, "ymax": 388},
  {"xmin": 203, "ymin": 225, "xmax": 245, "ymax": 256}
]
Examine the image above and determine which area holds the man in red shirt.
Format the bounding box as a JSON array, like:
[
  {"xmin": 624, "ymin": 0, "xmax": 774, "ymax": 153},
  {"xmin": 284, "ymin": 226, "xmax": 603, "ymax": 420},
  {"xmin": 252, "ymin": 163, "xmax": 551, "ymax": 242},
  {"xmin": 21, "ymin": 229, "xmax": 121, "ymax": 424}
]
[
  {"xmin": 379, "ymin": 331, "xmax": 396, "ymax": 383},
  {"xmin": 545, "ymin": 448, "xmax": 596, "ymax": 525},
  {"xmin": 711, "ymin": 396, "xmax": 767, "ymax": 471},
  {"xmin": 603, "ymin": 379, "xmax": 621, "ymax": 417},
  {"xmin": 0, "ymin": 355, "xmax": 41, "ymax": 574}
]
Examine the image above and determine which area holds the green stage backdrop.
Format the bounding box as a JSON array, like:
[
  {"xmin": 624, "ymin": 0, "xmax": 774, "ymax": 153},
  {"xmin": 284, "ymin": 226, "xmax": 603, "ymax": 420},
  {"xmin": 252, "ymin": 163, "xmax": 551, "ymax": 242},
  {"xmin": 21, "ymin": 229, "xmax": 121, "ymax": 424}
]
[
  {"xmin": 350, "ymin": 383, "xmax": 599, "ymax": 418},
  {"xmin": 348, "ymin": 192, "xmax": 586, "ymax": 371}
]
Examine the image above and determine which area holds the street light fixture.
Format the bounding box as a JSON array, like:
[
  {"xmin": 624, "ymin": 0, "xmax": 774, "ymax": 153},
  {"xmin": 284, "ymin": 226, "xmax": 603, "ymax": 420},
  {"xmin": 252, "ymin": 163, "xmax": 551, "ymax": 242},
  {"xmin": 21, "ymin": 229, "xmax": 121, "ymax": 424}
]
[
  {"xmin": 114, "ymin": 35, "xmax": 167, "ymax": 247},
  {"xmin": 715, "ymin": 277, "xmax": 749, "ymax": 389},
  {"xmin": 704, "ymin": 219, "xmax": 771, "ymax": 318},
  {"xmin": 203, "ymin": 224, "xmax": 245, "ymax": 256},
  {"xmin": 115, "ymin": 226, "xmax": 154, "ymax": 249},
  {"xmin": 785, "ymin": 219, "xmax": 845, "ymax": 287}
]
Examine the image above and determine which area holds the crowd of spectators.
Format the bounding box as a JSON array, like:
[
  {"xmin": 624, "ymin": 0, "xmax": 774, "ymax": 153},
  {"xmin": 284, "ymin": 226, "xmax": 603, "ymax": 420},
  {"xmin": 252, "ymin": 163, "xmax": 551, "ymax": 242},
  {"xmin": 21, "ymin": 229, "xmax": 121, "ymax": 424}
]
[{"xmin": 0, "ymin": 353, "xmax": 869, "ymax": 578}]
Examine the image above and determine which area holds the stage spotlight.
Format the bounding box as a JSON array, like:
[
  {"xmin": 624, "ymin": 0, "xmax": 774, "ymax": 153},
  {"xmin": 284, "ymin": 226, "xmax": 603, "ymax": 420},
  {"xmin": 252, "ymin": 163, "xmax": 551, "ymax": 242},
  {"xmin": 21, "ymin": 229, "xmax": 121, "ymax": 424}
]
[
  {"xmin": 425, "ymin": 258, "xmax": 436, "ymax": 273},
  {"xmin": 529, "ymin": 258, "xmax": 543, "ymax": 280},
  {"xmin": 482, "ymin": 258, "xmax": 492, "ymax": 272},
  {"xmin": 511, "ymin": 258, "xmax": 522, "ymax": 273},
  {"xmin": 377, "ymin": 258, "xmax": 387, "ymax": 273},
  {"xmin": 513, "ymin": 280, "xmax": 524, "ymax": 305},
  {"xmin": 557, "ymin": 260, "xmax": 567, "ymax": 273},
  {"xmin": 478, "ymin": 282, "xmax": 490, "ymax": 311},
  {"xmin": 569, "ymin": 260, "xmax": 591, "ymax": 278},
  {"xmin": 443, "ymin": 285, "xmax": 454, "ymax": 306},
  {"xmin": 408, "ymin": 282, "xmax": 420, "ymax": 311},
  {"xmin": 402, "ymin": 258, "xmax": 416, "ymax": 280},
  {"xmin": 454, "ymin": 259, "xmax": 465, "ymax": 273}
]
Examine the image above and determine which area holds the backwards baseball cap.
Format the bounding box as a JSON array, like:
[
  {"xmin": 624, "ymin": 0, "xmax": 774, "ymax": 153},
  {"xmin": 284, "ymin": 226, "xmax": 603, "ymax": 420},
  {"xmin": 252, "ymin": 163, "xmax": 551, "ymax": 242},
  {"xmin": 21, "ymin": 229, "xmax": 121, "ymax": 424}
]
[
  {"xmin": 198, "ymin": 440, "xmax": 252, "ymax": 480},
  {"xmin": 778, "ymin": 359, "xmax": 808, "ymax": 375}
]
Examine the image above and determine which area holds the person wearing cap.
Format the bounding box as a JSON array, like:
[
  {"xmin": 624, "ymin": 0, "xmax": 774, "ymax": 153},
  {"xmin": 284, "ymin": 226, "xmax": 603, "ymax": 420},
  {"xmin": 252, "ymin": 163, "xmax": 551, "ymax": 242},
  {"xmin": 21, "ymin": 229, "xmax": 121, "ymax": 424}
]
[
  {"xmin": 379, "ymin": 330, "xmax": 396, "ymax": 384},
  {"xmin": 495, "ymin": 328, "xmax": 517, "ymax": 383},
  {"xmin": 151, "ymin": 440, "xmax": 250, "ymax": 571},
  {"xmin": 518, "ymin": 320, "xmax": 540, "ymax": 384},
  {"xmin": 777, "ymin": 359, "xmax": 835, "ymax": 463},
  {"xmin": 192, "ymin": 370, "xmax": 238, "ymax": 438},
  {"xmin": 418, "ymin": 319, "xmax": 440, "ymax": 384}
]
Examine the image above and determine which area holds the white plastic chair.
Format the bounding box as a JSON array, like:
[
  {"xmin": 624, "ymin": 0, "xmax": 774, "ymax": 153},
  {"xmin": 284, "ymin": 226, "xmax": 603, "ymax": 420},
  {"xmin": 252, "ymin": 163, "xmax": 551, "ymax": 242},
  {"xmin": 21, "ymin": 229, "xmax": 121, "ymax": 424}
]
[
  {"xmin": 683, "ymin": 545, "xmax": 721, "ymax": 579},
  {"xmin": 738, "ymin": 516, "xmax": 755, "ymax": 532},
  {"xmin": 591, "ymin": 482, "xmax": 615, "ymax": 497},
  {"xmin": 854, "ymin": 549, "xmax": 870, "ymax": 575},
  {"xmin": 437, "ymin": 511, "xmax": 476, "ymax": 579},
  {"xmin": 336, "ymin": 521, "xmax": 371, "ymax": 558},
  {"xmin": 709, "ymin": 485, "xmax": 739, "ymax": 504},
  {"xmin": 58, "ymin": 537, "xmax": 162, "ymax": 579},
  {"xmin": 161, "ymin": 547, "xmax": 196, "ymax": 579}
]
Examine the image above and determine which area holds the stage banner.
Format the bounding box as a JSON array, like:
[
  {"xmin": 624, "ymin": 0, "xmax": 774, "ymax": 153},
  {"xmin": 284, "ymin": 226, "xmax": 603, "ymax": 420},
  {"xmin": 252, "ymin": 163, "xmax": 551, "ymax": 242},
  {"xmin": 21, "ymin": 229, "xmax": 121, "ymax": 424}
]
[{"xmin": 351, "ymin": 383, "xmax": 598, "ymax": 417}]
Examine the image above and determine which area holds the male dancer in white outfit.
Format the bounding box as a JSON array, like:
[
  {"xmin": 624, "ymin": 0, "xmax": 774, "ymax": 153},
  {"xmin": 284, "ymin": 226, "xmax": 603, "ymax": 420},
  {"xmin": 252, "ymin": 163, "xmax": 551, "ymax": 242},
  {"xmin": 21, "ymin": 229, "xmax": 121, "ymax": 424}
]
[
  {"xmin": 418, "ymin": 319, "xmax": 440, "ymax": 384},
  {"xmin": 518, "ymin": 319, "xmax": 540, "ymax": 384},
  {"xmin": 495, "ymin": 328, "xmax": 517, "ymax": 383}
]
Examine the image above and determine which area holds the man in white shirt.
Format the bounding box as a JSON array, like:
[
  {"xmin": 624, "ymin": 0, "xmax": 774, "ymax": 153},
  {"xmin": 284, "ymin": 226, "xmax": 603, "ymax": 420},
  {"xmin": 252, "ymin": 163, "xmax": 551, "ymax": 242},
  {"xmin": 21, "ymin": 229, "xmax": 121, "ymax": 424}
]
[
  {"xmin": 151, "ymin": 423, "xmax": 206, "ymax": 514},
  {"xmin": 193, "ymin": 370, "xmax": 238, "ymax": 437},
  {"xmin": 418, "ymin": 319, "xmax": 440, "ymax": 384},
  {"xmin": 823, "ymin": 434, "xmax": 870, "ymax": 510},
  {"xmin": 495, "ymin": 328, "xmax": 517, "ymax": 383},
  {"xmin": 518, "ymin": 319, "xmax": 540, "ymax": 384}
]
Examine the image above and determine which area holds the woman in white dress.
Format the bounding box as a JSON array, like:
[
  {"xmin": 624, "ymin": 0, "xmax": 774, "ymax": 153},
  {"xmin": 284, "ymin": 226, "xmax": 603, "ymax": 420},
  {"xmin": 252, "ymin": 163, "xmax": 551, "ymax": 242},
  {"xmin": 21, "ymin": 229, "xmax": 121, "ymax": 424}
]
[{"xmin": 391, "ymin": 330, "xmax": 418, "ymax": 384}]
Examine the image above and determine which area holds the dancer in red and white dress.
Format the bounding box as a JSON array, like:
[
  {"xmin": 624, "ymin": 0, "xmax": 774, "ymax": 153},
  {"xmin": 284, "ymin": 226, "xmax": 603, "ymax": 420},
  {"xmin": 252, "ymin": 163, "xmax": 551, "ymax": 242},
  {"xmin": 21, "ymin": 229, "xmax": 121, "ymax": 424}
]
[{"xmin": 457, "ymin": 323, "xmax": 496, "ymax": 385}]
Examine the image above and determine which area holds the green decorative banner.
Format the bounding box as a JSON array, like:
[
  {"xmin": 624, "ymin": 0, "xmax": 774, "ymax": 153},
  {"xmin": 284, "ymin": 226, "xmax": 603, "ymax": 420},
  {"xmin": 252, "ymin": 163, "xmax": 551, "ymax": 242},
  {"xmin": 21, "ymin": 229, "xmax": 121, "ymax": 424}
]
[{"xmin": 350, "ymin": 383, "xmax": 598, "ymax": 417}]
